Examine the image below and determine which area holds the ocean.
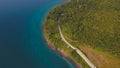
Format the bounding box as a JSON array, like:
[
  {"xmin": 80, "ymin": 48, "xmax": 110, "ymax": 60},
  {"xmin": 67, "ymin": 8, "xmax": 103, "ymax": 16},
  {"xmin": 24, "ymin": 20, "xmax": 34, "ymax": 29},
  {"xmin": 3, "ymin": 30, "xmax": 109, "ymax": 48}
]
[{"xmin": 0, "ymin": 0, "xmax": 75, "ymax": 68}]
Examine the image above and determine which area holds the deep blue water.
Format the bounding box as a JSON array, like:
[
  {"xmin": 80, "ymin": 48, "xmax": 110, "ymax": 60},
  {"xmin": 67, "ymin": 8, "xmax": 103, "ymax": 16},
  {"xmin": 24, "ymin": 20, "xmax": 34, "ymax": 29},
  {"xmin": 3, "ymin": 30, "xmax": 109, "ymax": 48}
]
[{"xmin": 0, "ymin": 0, "xmax": 75, "ymax": 68}]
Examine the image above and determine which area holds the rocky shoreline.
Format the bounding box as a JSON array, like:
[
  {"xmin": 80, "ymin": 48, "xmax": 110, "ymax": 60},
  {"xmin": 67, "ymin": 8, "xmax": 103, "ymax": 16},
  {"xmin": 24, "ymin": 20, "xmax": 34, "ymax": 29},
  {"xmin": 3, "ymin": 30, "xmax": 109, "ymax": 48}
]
[{"xmin": 42, "ymin": 23, "xmax": 82, "ymax": 68}]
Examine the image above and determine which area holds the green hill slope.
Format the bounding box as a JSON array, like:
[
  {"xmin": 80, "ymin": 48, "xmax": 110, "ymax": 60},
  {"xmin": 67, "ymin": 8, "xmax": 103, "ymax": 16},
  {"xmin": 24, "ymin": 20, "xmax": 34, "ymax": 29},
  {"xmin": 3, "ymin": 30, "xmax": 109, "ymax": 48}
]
[{"xmin": 44, "ymin": 0, "xmax": 120, "ymax": 68}]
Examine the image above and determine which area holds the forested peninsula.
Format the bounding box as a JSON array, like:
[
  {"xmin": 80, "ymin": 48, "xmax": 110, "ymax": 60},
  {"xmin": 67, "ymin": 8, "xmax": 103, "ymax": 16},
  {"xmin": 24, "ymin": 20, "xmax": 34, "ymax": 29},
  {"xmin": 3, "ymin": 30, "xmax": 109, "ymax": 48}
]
[{"xmin": 44, "ymin": 0, "xmax": 120, "ymax": 68}]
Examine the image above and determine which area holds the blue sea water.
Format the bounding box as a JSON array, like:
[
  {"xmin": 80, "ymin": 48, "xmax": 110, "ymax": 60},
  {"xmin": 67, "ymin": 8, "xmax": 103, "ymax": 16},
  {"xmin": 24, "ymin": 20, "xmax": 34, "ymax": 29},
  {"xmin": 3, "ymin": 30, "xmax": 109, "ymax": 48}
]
[{"xmin": 0, "ymin": 0, "xmax": 75, "ymax": 68}]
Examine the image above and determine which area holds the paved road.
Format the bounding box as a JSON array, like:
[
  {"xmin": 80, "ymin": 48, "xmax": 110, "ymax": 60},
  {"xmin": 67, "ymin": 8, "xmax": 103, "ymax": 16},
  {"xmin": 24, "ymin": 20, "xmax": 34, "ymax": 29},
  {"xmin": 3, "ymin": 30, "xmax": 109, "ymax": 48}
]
[{"xmin": 58, "ymin": 25, "xmax": 97, "ymax": 68}]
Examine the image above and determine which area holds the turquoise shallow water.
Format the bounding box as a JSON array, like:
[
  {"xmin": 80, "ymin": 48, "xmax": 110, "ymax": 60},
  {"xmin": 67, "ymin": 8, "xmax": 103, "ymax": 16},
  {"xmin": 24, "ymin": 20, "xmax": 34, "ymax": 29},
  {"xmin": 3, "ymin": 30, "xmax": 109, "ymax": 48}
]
[{"xmin": 0, "ymin": 0, "xmax": 75, "ymax": 68}]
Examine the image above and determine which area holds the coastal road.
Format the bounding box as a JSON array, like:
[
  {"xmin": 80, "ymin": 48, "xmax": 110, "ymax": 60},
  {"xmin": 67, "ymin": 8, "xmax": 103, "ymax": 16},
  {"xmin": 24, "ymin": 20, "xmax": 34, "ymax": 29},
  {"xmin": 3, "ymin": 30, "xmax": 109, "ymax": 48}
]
[{"xmin": 58, "ymin": 25, "xmax": 97, "ymax": 68}]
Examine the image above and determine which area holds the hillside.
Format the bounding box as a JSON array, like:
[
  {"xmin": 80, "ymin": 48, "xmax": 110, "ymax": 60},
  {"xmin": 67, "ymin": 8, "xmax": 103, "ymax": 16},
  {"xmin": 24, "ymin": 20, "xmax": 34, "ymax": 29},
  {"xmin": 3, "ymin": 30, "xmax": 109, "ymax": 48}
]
[{"xmin": 44, "ymin": 0, "xmax": 120, "ymax": 68}]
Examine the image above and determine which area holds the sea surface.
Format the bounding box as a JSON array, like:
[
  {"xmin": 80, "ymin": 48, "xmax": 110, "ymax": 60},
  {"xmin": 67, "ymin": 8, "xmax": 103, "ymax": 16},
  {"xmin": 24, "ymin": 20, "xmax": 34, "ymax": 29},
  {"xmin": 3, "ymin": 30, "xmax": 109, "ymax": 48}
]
[{"xmin": 0, "ymin": 0, "xmax": 75, "ymax": 68}]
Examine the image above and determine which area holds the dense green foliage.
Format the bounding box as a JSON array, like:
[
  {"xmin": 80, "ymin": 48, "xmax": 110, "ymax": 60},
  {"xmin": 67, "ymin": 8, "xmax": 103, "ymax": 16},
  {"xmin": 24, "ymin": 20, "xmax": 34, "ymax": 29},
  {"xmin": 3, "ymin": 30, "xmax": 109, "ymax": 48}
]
[{"xmin": 45, "ymin": 0, "xmax": 120, "ymax": 58}]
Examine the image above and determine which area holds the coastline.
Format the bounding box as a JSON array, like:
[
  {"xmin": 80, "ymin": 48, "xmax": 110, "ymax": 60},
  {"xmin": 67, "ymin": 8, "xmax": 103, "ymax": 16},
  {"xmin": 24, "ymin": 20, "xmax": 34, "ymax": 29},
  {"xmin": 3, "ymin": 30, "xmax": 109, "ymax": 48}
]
[
  {"xmin": 41, "ymin": 0, "xmax": 82, "ymax": 68},
  {"xmin": 41, "ymin": 0, "xmax": 120, "ymax": 68},
  {"xmin": 43, "ymin": 23, "xmax": 82, "ymax": 68}
]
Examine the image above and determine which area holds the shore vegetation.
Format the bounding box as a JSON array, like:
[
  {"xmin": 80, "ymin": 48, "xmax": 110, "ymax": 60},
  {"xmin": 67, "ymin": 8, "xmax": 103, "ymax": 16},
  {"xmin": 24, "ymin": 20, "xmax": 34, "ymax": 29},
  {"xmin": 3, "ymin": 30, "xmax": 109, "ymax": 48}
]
[{"xmin": 44, "ymin": 0, "xmax": 120, "ymax": 68}]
